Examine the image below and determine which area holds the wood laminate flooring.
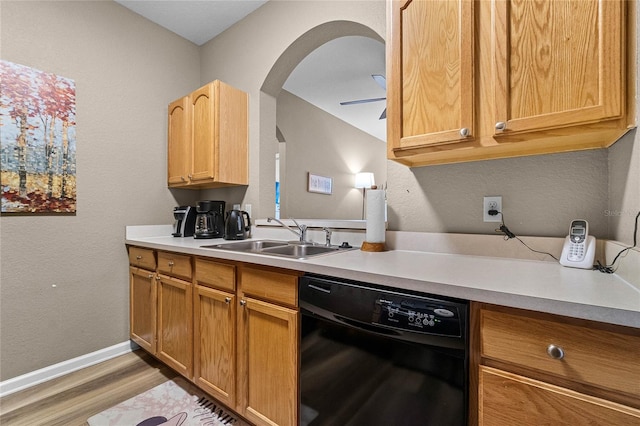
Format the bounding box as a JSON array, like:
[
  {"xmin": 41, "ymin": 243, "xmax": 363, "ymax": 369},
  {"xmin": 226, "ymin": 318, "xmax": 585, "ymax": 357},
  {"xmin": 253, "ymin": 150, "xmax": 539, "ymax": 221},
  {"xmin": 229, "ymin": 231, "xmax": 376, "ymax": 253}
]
[{"xmin": 0, "ymin": 350, "xmax": 177, "ymax": 426}]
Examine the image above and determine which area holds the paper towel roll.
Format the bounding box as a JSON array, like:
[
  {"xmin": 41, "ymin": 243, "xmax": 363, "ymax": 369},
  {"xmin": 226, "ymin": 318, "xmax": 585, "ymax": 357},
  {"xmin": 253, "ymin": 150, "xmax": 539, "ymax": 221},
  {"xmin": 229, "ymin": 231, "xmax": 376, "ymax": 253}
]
[{"xmin": 366, "ymin": 189, "xmax": 386, "ymax": 243}]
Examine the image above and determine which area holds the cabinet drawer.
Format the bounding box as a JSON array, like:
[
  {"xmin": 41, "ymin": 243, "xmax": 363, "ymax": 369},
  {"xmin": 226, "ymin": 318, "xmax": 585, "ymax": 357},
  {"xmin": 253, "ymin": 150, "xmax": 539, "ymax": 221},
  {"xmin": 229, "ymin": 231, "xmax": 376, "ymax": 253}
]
[
  {"xmin": 195, "ymin": 258, "xmax": 235, "ymax": 292},
  {"xmin": 157, "ymin": 251, "xmax": 192, "ymax": 281},
  {"xmin": 479, "ymin": 366, "xmax": 640, "ymax": 425},
  {"xmin": 240, "ymin": 267, "xmax": 298, "ymax": 307},
  {"xmin": 480, "ymin": 309, "xmax": 640, "ymax": 396},
  {"xmin": 128, "ymin": 246, "xmax": 156, "ymax": 270}
]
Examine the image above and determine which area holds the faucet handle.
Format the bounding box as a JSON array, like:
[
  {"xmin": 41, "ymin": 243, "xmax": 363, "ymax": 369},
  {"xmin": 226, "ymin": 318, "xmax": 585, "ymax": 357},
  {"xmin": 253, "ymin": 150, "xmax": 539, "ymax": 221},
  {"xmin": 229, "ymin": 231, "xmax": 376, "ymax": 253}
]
[
  {"xmin": 299, "ymin": 224, "xmax": 308, "ymax": 242},
  {"xmin": 323, "ymin": 227, "xmax": 332, "ymax": 246}
]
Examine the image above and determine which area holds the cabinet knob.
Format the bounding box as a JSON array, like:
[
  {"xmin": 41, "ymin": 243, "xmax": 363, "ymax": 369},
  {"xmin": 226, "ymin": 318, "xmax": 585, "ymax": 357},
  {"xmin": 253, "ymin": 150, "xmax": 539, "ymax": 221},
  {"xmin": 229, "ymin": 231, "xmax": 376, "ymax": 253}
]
[
  {"xmin": 136, "ymin": 255, "xmax": 142, "ymax": 260},
  {"xmin": 495, "ymin": 121, "xmax": 507, "ymax": 131},
  {"xmin": 168, "ymin": 261, "xmax": 174, "ymax": 267},
  {"xmin": 155, "ymin": 275, "xmax": 160, "ymax": 280},
  {"xmin": 225, "ymin": 297, "xmax": 231, "ymax": 304},
  {"xmin": 459, "ymin": 127, "xmax": 470, "ymax": 137},
  {"xmin": 240, "ymin": 299, "xmax": 246, "ymax": 307},
  {"xmin": 147, "ymin": 274, "xmax": 153, "ymax": 279},
  {"xmin": 181, "ymin": 176, "xmax": 187, "ymax": 182},
  {"xmin": 546, "ymin": 344, "xmax": 565, "ymax": 360},
  {"xmin": 188, "ymin": 174, "xmax": 193, "ymax": 179}
]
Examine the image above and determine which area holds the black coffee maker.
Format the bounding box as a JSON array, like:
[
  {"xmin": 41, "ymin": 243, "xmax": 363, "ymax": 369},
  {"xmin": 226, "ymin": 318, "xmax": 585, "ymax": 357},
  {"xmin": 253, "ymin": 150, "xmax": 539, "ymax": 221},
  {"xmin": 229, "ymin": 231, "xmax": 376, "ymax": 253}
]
[
  {"xmin": 194, "ymin": 200, "xmax": 225, "ymax": 239},
  {"xmin": 172, "ymin": 206, "xmax": 196, "ymax": 237}
]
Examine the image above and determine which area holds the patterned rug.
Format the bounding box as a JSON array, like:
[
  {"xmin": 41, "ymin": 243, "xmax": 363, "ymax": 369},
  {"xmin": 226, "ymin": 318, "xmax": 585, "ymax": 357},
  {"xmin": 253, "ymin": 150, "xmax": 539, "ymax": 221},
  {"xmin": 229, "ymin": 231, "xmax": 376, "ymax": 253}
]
[{"xmin": 87, "ymin": 378, "xmax": 245, "ymax": 426}]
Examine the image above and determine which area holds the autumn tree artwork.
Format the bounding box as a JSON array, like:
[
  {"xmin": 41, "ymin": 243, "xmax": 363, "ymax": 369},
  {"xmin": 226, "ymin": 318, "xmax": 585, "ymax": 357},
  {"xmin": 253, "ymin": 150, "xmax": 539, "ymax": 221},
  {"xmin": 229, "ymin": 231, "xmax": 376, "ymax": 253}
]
[{"xmin": 0, "ymin": 60, "xmax": 76, "ymax": 213}]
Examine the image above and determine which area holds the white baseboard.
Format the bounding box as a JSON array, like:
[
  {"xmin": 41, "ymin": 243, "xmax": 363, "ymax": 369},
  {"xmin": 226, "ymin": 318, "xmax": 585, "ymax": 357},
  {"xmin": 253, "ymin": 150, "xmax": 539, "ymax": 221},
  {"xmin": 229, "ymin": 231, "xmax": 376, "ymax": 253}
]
[{"xmin": 0, "ymin": 340, "xmax": 140, "ymax": 398}]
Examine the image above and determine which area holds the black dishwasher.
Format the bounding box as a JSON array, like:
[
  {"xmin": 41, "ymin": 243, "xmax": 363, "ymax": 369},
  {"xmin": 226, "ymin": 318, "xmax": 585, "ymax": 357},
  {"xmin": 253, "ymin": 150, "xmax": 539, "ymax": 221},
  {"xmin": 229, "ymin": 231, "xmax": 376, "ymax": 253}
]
[{"xmin": 299, "ymin": 274, "xmax": 468, "ymax": 426}]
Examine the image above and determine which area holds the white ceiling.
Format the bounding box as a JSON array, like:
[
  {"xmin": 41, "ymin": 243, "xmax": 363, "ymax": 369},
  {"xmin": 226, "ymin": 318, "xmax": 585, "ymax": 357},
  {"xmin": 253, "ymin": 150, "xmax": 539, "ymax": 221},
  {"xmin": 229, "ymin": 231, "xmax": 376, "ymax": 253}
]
[{"xmin": 115, "ymin": 0, "xmax": 386, "ymax": 141}]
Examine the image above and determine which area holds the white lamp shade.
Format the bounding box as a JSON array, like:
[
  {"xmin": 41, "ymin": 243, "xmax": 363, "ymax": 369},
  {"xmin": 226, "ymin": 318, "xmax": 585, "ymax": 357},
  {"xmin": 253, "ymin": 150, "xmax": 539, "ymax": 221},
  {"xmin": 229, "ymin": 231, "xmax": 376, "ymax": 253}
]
[{"xmin": 355, "ymin": 172, "xmax": 375, "ymax": 189}]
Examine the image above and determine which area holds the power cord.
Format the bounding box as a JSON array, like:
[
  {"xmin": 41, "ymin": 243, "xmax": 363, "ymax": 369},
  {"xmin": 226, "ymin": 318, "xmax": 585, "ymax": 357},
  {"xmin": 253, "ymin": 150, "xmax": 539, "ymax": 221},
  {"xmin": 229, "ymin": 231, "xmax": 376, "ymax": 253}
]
[
  {"xmin": 491, "ymin": 210, "xmax": 559, "ymax": 261},
  {"xmin": 593, "ymin": 210, "xmax": 640, "ymax": 274}
]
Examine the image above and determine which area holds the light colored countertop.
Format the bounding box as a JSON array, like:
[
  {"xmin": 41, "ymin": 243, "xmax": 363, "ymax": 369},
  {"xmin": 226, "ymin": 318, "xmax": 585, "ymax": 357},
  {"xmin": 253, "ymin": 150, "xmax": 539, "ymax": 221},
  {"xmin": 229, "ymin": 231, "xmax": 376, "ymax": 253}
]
[{"xmin": 125, "ymin": 225, "xmax": 640, "ymax": 329}]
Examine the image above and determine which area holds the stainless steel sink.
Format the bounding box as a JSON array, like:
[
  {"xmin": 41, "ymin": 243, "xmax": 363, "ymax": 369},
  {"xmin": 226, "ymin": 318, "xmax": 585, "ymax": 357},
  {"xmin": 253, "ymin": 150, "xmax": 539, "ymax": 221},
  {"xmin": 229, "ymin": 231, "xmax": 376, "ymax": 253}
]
[
  {"xmin": 201, "ymin": 239, "xmax": 351, "ymax": 259},
  {"xmin": 259, "ymin": 244, "xmax": 340, "ymax": 258},
  {"xmin": 204, "ymin": 240, "xmax": 289, "ymax": 252}
]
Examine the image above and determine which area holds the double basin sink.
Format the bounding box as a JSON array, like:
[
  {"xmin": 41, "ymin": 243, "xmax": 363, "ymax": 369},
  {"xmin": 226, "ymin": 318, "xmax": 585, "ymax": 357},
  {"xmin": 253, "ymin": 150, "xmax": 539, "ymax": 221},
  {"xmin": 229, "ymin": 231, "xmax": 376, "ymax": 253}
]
[{"xmin": 201, "ymin": 239, "xmax": 353, "ymax": 260}]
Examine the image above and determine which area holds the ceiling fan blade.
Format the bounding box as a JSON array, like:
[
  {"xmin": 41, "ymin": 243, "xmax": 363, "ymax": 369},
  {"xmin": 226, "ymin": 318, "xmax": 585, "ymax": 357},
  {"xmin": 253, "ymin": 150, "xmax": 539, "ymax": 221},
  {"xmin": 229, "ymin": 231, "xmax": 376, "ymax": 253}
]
[
  {"xmin": 372, "ymin": 74, "xmax": 386, "ymax": 90},
  {"xmin": 379, "ymin": 108, "xmax": 386, "ymax": 120},
  {"xmin": 340, "ymin": 97, "xmax": 386, "ymax": 106}
]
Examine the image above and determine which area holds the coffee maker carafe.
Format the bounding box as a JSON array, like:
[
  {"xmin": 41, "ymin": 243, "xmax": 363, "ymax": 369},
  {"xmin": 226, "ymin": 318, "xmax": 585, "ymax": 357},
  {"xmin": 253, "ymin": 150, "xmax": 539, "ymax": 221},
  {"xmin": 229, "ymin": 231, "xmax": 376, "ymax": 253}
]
[{"xmin": 194, "ymin": 200, "xmax": 226, "ymax": 239}]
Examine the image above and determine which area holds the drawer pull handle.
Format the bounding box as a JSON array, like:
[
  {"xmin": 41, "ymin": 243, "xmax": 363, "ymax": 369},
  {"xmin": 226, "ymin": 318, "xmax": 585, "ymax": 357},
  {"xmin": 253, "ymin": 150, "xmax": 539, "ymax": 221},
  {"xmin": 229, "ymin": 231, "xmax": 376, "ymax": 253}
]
[
  {"xmin": 136, "ymin": 255, "xmax": 142, "ymax": 260},
  {"xmin": 225, "ymin": 297, "xmax": 231, "ymax": 304},
  {"xmin": 547, "ymin": 344, "xmax": 564, "ymax": 360}
]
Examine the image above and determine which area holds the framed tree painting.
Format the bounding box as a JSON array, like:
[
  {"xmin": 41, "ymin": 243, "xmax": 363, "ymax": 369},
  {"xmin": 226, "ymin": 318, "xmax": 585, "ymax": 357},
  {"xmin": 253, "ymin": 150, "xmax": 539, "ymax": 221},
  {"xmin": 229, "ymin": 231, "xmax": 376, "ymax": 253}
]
[{"xmin": 0, "ymin": 60, "xmax": 77, "ymax": 213}]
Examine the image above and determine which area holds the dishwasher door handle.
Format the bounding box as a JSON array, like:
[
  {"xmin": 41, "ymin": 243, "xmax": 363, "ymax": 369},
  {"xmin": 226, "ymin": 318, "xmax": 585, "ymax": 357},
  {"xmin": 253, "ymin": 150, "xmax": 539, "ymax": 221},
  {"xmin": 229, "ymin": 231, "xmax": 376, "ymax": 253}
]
[
  {"xmin": 307, "ymin": 283, "xmax": 332, "ymax": 294},
  {"xmin": 334, "ymin": 315, "xmax": 401, "ymax": 337}
]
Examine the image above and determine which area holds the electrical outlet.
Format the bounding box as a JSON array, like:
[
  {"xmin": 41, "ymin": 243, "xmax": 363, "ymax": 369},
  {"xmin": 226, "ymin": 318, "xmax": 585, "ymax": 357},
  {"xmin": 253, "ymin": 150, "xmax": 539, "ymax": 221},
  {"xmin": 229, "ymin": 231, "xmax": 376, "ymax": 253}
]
[{"xmin": 483, "ymin": 196, "xmax": 502, "ymax": 222}]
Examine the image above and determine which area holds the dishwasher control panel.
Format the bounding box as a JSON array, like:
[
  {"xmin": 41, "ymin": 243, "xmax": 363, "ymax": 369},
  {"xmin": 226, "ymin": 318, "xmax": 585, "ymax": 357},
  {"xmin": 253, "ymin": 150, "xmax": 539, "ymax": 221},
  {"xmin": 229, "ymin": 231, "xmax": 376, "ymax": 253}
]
[
  {"xmin": 300, "ymin": 274, "xmax": 468, "ymax": 347},
  {"xmin": 373, "ymin": 297, "xmax": 462, "ymax": 337}
]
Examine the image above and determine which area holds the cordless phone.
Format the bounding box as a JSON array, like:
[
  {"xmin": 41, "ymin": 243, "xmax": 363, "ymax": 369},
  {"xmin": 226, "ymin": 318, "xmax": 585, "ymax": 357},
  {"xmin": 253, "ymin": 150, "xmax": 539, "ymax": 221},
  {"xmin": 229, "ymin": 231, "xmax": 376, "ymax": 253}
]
[{"xmin": 560, "ymin": 219, "xmax": 596, "ymax": 269}]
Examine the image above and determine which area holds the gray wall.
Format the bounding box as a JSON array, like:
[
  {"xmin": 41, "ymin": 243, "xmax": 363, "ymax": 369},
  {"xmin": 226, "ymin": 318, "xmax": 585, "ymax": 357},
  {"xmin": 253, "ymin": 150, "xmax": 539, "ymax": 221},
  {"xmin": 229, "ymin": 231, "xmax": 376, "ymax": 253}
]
[
  {"xmin": 276, "ymin": 90, "xmax": 386, "ymax": 220},
  {"xmin": 0, "ymin": 1, "xmax": 201, "ymax": 380}
]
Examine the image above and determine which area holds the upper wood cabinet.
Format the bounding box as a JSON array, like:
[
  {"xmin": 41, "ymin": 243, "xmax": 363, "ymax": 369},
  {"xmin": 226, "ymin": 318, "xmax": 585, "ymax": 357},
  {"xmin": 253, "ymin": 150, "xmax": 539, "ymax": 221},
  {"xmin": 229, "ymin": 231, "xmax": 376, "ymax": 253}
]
[
  {"xmin": 387, "ymin": 0, "xmax": 475, "ymax": 153},
  {"xmin": 167, "ymin": 96, "xmax": 190, "ymax": 186},
  {"xmin": 168, "ymin": 80, "xmax": 248, "ymax": 188},
  {"xmin": 387, "ymin": 0, "xmax": 635, "ymax": 167}
]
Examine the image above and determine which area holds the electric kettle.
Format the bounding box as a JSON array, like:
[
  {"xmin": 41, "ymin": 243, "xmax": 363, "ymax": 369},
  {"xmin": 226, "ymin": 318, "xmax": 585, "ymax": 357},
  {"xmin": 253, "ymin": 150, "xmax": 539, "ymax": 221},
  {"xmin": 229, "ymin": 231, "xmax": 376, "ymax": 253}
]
[{"xmin": 224, "ymin": 209, "xmax": 251, "ymax": 240}]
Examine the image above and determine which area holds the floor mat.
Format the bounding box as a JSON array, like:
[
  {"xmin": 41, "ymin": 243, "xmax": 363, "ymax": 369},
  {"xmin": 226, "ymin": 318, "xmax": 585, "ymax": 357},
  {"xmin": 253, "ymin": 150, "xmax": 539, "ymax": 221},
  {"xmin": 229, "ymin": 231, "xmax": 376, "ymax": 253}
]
[{"xmin": 87, "ymin": 377, "xmax": 245, "ymax": 426}]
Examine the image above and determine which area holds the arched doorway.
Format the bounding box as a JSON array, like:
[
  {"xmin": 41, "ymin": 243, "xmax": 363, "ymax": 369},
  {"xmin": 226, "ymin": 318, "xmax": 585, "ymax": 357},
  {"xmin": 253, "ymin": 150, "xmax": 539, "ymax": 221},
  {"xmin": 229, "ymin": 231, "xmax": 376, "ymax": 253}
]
[{"xmin": 260, "ymin": 21, "xmax": 385, "ymax": 219}]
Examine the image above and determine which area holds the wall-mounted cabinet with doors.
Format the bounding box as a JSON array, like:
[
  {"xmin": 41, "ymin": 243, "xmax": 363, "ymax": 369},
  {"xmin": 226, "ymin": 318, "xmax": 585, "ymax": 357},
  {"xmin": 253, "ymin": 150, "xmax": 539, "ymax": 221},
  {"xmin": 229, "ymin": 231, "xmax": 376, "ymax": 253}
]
[
  {"xmin": 168, "ymin": 80, "xmax": 248, "ymax": 188},
  {"xmin": 387, "ymin": 0, "xmax": 636, "ymax": 167},
  {"xmin": 128, "ymin": 246, "xmax": 302, "ymax": 426}
]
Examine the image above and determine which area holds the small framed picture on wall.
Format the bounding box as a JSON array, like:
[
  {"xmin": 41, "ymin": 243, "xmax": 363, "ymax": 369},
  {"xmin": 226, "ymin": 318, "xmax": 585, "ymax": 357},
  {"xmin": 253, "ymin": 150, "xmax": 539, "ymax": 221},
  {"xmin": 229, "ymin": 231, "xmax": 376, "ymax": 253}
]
[{"xmin": 307, "ymin": 173, "xmax": 332, "ymax": 195}]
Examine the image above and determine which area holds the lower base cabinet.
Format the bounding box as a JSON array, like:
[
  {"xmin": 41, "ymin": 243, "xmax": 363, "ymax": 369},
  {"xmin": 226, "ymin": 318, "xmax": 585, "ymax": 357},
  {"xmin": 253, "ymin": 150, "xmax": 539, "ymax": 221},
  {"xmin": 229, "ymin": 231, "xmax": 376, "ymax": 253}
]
[
  {"xmin": 128, "ymin": 246, "xmax": 301, "ymax": 426},
  {"xmin": 193, "ymin": 283, "xmax": 236, "ymax": 408},
  {"xmin": 479, "ymin": 366, "xmax": 640, "ymax": 425},
  {"xmin": 156, "ymin": 273, "xmax": 193, "ymax": 379},
  {"xmin": 475, "ymin": 303, "xmax": 640, "ymax": 426},
  {"xmin": 129, "ymin": 267, "xmax": 156, "ymax": 354},
  {"xmin": 237, "ymin": 266, "xmax": 300, "ymax": 426}
]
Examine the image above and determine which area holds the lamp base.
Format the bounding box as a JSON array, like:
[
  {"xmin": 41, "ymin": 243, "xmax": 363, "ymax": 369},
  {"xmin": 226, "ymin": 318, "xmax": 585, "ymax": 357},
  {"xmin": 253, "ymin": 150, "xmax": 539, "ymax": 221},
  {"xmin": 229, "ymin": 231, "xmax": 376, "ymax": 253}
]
[{"xmin": 360, "ymin": 241, "xmax": 386, "ymax": 252}]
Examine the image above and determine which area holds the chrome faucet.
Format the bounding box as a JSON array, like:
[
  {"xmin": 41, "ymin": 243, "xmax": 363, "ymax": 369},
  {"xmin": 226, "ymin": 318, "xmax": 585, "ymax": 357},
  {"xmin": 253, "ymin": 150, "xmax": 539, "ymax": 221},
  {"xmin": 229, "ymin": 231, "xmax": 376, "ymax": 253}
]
[{"xmin": 267, "ymin": 217, "xmax": 308, "ymax": 243}]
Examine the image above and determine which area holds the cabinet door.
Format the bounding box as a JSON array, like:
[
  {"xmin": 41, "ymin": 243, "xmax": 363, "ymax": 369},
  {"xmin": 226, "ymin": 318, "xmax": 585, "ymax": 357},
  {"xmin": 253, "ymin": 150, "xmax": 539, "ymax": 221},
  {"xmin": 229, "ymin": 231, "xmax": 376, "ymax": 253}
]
[
  {"xmin": 193, "ymin": 285, "xmax": 236, "ymax": 407},
  {"xmin": 167, "ymin": 96, "xmax": 190, "ymax": 186},
  {"xmin": 129, "ymin": 267, "xmax": 156, "ymax": 354},
  {"xmin": 189, "ymin": 82, "xmax": 218, "ymax": 183},
  {"xmin": 157, "ymin": 274, "xmax": 193, "ymax": 379},
  {"xmin": 387, "ymin": 0, "xmax": 474, "ymax": 154},
  {"xmin": 479, "ymin": 366, "xmax": 640, "ymax": 425},
  {"xmin": 237, "ymin": 297, "xmax": 298, "ymax": 426},
  {"xmin": 493, "ymin": 0, "xmax": 624, "ymax": 135}
]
